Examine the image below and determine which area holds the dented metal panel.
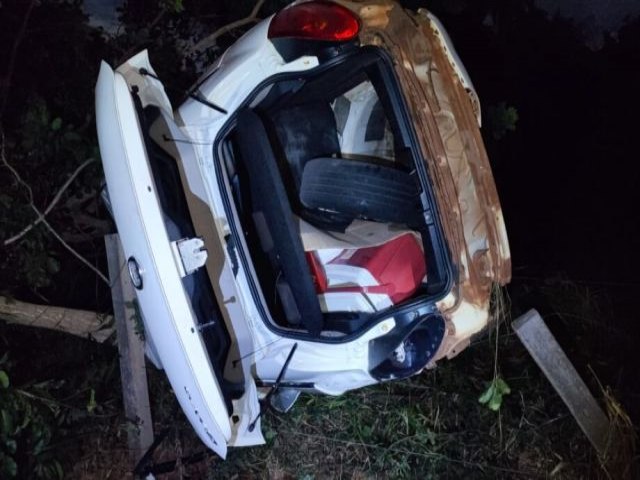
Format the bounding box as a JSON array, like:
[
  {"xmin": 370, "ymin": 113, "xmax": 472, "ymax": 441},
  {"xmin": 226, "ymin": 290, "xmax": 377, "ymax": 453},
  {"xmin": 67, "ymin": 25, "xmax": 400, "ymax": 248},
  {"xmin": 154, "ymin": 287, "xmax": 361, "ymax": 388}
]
[{"xmin": 338, "ymin": 0, "xmax": 512, "ymax": 360}]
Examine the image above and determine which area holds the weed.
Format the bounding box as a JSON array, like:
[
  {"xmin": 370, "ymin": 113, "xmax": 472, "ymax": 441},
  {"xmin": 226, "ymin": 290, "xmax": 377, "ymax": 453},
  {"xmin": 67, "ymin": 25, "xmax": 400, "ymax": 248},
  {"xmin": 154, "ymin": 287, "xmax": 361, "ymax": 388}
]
[{"xmin": 0, "ymin": 356, "xmax": 65, "ymax": 479}]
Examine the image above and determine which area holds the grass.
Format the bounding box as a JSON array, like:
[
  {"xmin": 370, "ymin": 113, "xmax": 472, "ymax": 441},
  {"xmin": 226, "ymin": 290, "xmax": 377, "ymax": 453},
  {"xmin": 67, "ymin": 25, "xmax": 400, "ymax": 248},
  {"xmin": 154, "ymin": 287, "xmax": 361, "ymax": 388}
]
[
  {"xmin": 594, "ymin": 370, "xmax": 637, "ymax": 479},
  {"xmin": 205, "ymin": 280, "xmax": 637, "ymax": 479},
  {"xmin": 3, "ymin": 277, "xmax": 637, "ymax": 479},
  {"xmin": 208, "ymin": 300, "xmax": 606, "ymax": 478}
]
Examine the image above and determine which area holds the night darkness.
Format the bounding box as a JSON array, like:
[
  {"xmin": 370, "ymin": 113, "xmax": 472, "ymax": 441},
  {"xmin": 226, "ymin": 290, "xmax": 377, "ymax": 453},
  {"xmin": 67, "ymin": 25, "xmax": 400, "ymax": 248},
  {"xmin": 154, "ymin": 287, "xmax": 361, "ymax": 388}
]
[
  {"xmin": 0, "ymin": 0, "xmax": 639, "ymax": 477},
  {"xmin": 423, "ymin": 0, "xmax": 640, "ymax": 427},
  {"xmin": 422, "ymin": 0, "xmax": 640, "ymax": 285}
]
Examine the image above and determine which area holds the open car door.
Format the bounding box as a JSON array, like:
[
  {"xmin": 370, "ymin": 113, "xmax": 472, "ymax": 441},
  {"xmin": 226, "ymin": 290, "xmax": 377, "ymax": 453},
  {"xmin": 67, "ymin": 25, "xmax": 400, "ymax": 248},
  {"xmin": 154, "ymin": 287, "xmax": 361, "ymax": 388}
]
[{"xmin": 95, "ymin": 51, "xmax": 263, "ymax": 458}]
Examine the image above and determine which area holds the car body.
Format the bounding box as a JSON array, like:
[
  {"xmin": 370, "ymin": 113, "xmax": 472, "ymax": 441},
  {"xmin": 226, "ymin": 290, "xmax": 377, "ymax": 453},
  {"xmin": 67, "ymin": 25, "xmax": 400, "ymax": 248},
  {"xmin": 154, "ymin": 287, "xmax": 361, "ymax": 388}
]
[{"xmin": 95, "ymin": 0, "xmax": 511, "ymax": 458}]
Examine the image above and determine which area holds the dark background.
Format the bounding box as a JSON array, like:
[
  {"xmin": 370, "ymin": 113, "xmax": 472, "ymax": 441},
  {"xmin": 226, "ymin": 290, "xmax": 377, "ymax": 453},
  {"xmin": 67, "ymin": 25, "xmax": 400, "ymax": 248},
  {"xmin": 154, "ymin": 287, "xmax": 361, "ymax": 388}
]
[
  {"xmin": 0, "ymin": 0, "xmax": 638, "ymax": 476},
  {"xmin": 0, "ymin": 0, "xmax": 638, "ymax": 420},
  {"xmin": 2, "ymin": 2, "xmax": 638, "ymax": 307},
  {"xmin": 422, "ymin": 0, "xmax": 640, "ymax": 287},
  {"xmin": 421, "ymin": 0, "xmax": 640, "ymax": 421}
]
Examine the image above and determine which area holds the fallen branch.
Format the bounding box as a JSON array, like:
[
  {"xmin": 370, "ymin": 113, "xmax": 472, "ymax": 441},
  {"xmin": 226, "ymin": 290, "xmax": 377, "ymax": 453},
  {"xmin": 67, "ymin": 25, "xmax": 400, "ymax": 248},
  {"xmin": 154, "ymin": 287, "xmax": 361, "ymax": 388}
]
[
  {"xmin": 1, "ymin": 130, "xmax": 109, "ymax": 285},
  {"xmin": 3, "ymin": 157, "xmax": 96, "ymax": 247},
  {"xmin": 189, "ymin": 0, "xmax": 265, "ymax": 54},
  {"xmin": 0, "ymin": 296, "xmax": 114, "ymax": 343},
  {"xmin": 40, "ymin": 215, "xmax": 110, "ymax": 285}
]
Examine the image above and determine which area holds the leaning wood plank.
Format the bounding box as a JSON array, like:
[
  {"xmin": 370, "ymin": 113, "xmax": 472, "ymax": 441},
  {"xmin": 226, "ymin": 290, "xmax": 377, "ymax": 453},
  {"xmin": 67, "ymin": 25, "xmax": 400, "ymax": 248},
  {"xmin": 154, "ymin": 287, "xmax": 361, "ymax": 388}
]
[
  {"xmin": 105, "ymin": 234, "xmax": 154, "ymax": 462},
  {"xmin": 513, "ymin": 309, "xmax": 610, "ymax": 455},
  {"xmin": 0, "ymin": 296, "xmax": 114, "ymax": 343}
]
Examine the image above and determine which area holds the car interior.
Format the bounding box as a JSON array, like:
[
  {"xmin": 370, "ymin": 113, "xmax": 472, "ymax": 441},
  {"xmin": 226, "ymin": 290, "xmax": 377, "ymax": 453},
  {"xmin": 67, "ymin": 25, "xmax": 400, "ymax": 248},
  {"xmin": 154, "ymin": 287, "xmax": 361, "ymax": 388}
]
[{"xmin": 219, "ymin": 48, "xmax": 449, "ymax": 337}]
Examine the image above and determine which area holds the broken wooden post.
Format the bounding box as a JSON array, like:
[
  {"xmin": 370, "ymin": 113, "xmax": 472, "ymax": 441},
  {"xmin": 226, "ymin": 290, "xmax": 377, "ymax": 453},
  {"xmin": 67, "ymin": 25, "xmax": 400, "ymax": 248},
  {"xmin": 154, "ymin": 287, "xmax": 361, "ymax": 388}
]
[
  {"xmin": 513, "ymin": 309, "xmax": 610, "ymax": 455},
  {"xmin": 105, "ymin": 234, "xmax": 154, "ymax": 464}
]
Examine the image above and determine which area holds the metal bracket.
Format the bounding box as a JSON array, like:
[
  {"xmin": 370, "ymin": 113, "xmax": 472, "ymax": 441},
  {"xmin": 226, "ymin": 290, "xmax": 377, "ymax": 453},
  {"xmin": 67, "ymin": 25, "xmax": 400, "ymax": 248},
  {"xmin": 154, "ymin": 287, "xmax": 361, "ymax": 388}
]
[
  {"xmin": 170, "ymin": 237, "xmax": 208, "ymax": 277},
  {"xmin": 270, "ymin": 388, "xmax": 301, "ymax": 414}
]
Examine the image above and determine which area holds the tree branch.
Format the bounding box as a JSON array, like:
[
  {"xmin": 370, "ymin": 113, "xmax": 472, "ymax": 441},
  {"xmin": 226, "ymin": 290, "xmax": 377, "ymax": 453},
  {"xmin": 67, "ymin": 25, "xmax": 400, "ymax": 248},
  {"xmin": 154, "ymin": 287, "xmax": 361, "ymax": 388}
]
[
  {"xmin": 0, "ymin": 130, "xmax": 109, "ymax": 285},
  {"xmin": 116, "ymin": 7, "xmax": 168, "ymax": 66},
  {"xmin": 3, "ymin": 157, "xmax": 96, "ymax": 247},
  {"xmin": 0, "ymin": 296, "xmax": 114, "ymax": 343},
  {"xmin": 39, "ymin": 215, "xmax": 110, "ymax": 285},
  {"xmin": 189, "ymin": 0, "xmax": 266, "ymax": 54}
]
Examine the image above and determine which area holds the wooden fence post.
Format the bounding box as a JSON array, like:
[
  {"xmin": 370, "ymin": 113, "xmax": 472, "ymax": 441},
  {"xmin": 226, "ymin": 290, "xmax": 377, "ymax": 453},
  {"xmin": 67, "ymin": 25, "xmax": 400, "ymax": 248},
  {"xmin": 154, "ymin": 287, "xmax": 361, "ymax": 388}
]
[
  {"xmin": 105, "ymin": 234, "xmax": 154, "ymax": 465},
  {"xmin": 513, "ymin": 309, "xmax": 610, "ymax": 455}
]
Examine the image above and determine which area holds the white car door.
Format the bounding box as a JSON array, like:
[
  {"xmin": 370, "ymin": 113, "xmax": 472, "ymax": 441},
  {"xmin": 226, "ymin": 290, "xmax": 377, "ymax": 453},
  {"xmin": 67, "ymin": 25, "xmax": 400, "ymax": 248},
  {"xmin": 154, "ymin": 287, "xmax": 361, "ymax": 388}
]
[{"xmin": 95, "ymin": 51, "xmax": 263, "ymax": 457}]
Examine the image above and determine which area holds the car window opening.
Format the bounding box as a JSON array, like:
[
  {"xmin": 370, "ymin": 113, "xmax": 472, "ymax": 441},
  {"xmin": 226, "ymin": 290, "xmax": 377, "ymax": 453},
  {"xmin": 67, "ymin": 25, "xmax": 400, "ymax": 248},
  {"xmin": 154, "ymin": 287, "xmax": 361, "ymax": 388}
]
[{"xmin": 221, "ymin": 48, "xmax": 449, "ymax": 337}]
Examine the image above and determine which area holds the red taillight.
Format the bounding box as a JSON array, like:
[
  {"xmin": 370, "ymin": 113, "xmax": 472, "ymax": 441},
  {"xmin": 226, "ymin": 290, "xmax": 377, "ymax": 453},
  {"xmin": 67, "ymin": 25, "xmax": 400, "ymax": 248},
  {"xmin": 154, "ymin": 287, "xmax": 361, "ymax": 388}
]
[{"xmin": 268, "ymin": 1, "xmax": 360, "ymax": 42}]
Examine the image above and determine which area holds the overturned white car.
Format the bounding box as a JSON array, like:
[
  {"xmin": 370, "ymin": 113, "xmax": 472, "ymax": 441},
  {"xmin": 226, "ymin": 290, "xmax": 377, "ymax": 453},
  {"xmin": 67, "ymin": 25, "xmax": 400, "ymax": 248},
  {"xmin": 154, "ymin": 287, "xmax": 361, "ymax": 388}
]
[{"xmin": 96, "ymin": 0, "xmax": 511, "ymax": 458}]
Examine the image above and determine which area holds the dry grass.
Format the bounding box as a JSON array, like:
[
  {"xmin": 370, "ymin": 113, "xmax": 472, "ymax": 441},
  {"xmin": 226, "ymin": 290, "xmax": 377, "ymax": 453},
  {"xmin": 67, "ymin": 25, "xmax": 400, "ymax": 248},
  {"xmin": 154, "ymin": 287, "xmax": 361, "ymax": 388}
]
[
  {"xmin": 37, "ymin": 277, "xmax": 639, "ymax": 479},
  {"xmin": 596, "ymin": 377, "xmax": 638, "ymax": 479}
]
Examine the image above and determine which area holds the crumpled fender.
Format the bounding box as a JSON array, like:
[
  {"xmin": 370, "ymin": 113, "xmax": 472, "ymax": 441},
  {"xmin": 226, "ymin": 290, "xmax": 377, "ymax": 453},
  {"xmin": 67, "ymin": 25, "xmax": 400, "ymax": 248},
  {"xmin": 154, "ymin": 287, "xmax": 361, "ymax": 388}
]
[{"xmin": 336, "ymin": 0, "xmax": 512, "ymax": 360}]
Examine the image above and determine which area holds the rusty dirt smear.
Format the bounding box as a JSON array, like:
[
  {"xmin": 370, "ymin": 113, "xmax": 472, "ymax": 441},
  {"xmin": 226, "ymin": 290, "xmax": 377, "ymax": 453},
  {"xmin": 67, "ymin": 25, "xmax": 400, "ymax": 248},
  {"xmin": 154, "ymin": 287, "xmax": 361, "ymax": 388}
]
[{"xmin": 338, "ymin": 0, "xmax": 511, "ymax": 360}]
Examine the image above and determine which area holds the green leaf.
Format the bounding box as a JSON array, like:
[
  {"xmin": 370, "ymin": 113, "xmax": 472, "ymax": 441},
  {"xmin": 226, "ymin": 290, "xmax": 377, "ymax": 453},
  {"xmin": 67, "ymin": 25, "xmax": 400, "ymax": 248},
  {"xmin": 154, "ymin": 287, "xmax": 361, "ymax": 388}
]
[
  {"xmin": 46, "ymin": 257, "xmax": 60, "ymax": 274},
  {"xmin": 161, "ymin": 0, "xmax": 184, "ymax": 13},
  {"xmin": 264, "ymin": 428, "xmax": 277, "ymax": 442},
  {"xmin": 488, "ymin": 391, "xmax": 503, "ymax": 411},
  {"xmin": 1, "ymin": 454, "xmax": 17, "ymax": 477},
  {"xmin": 32, "ymin": 436, "xmax": 46, "ymax": 456},
  {"xmin": 4, "ymin": 439, "xmax": 17, "ymax": 454},
  {"xmin": 50, "ymin": 117, "xmax": 62, "ymax": 131},
  {"xmin": 487, "ymin": 102, "xmax": 519, "ymax": 140},
  {"xmin": 422, "ymin": 429, "xmax": 437, "ymax": 446},
  {"xmin": 17, "ymin": 405, "xmax": 32, "ymax": 432},
  {"xmin": 1, "ymin": 410, "xmax": 14, "ymax": 435},
  {"xmin": 478, "ymin": 383, "xmax": 495, "ymax": 404},
  {"xmin": 0, "ymin": 370, "xmax": 9, "ymax": 388},
  {"xmin": 496, "ymin": 377, "xmax": 511, "ymax": 395},
  {"xmin": 360, "ymin": 425, "xmax": 373, "ymax": 440},
  {"xmin": 54, "ymin": 460, "xmax": 64, "ymax": 479},
  {"xmin": 86, "ymin": 388, "xmax": 97, "ymax": 414},
  {"xmin": 479, "ymin": 376, "xmax": 512, "ymax": 411},
  {"xmin": 63, "ymin": 131, "xmax": 81, "ymax": 142}
]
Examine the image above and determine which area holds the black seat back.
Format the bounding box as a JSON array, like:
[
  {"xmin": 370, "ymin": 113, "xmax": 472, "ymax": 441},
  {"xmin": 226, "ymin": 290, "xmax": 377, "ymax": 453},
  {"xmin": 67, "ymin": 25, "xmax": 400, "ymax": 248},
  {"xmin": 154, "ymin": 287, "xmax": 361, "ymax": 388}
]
[
  {"xmin": 235, "ymin": 108, "xmax": 324, "ymax": 336},
  {"xmin": 271, "ymin": 102, "xmax": 341, "ymax": 190}
]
